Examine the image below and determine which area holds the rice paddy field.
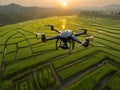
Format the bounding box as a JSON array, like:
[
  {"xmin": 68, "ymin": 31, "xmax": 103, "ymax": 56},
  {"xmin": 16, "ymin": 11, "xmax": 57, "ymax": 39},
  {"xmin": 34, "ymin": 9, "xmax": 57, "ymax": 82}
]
[{"xmin": 0, "ymin": 15, "xmax": 120, "ymax": 90}]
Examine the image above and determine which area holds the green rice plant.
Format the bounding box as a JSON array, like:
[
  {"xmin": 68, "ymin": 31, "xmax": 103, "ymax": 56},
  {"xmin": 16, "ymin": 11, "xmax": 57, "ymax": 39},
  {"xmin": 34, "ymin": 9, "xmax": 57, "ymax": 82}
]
[
  {"xmin": 94, "ymin": 37, "xmax": 120, "ymax": 51},
  {"xmin": 57, "ymin": 52, "xmax": 105, "ymax": 80},
  {"xmin": 38, "ymin": 71, "xmax": 45, "ymax": 87},
  {"xmin": 37, "ymin": 67, "xmax": 55, "ymax": 88},
  {"xmin": 16, "ymin": 47, "xmax": 32, "ymax": 60},
  {"xmin": 66, "ymin": 63, "xmax": 118, "ymax": 90},
  {"xmin": 18, "ymin": 41, "xmax": 29, "ymax": 48},
  {"xmin": 0, "ymin": 46, "xmax": 4, "ymax": 52},
  {"xmin": 102, "ymin": 47, "xmax": 120, "ymax": 59},
  {"xmin": 0, "ymin": 30, "xmax": 10, "ymax": 37},
  {"xmin": 0, "ymin": 15, "xmax": 120, "ymax": 90},
  {"xmin": 28, "ymin": 39, "xmax": 42, "ymax": 45},
  {"xmin": 53, "ymin": 47, "xmax": 99, "ymax": 69},
  {"xmin": 7, "ymin": 38, "xmax": 25, "ymax": 44},
  {"xmin": 95, "ymin": 27, "xmax": 120, "ymax": 34},
  {"xmin": 0, "ymin": 80, "xmax": 12, "ymax": 90},
  {"xmin": 13, "ymin": 74, "xmax": 35, "ymax": 90},
  {"xmin": 31, "ymin": 41, "xmax": 54, "ymax": 48},
  {"xmin": 10, "ymin": 33, "xmax": 23, "ymax": 39},
  {"xmin": 0, "ymin": 31, "xmax": 17, "ymax": 45},
  {"xmin": 0, "ymin": 53, "xmax": 2, "ymax": 66},
  {"xmin": 32, "ymin": 43, "xmax": 55, "ymax": 53},
  {"xmin": 6, "ymin": 44, "xmax": 16, "ymax": 53},
  {"xmin": 42, "ymin": 67, "xmax": 55, "ymax": 85},
  {"xmin": 18, "ymin": 81, "xmax": 29, "ymax": 90},
  {"xmin": 23, "ymin": 35, "xmax": 36, "ymax": 39},
  {"xmin": 107, "ymin": 76, "xmax": 120, "ymax": 90},
  {"xmin": 106, "ymin": 54, "xmax": 120, "ymax": 63},
  {"xmin": 5, "ymin": 52, "xmax": 16, "ymax": 64},
  {"xmin": 96, "ymin": 33, "xmax": 120, "ymax": 45},
  {"xmin": 0, "ymin": 24, "xmax": 16, "ymax": 31},
  {"xmin": 4, "ymin": 49, "xmax": 67, "ymax": 76},
  {"xmin": 32, "ymin": 72, "xmax": 41, "ymax": 90}
]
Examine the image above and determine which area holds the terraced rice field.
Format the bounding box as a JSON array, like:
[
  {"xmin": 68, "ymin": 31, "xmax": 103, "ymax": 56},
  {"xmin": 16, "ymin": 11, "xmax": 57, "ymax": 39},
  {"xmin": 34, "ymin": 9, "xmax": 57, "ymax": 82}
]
[{"xmin": 0, "ymin": 16, "xmax": 120, "ymax": 90}]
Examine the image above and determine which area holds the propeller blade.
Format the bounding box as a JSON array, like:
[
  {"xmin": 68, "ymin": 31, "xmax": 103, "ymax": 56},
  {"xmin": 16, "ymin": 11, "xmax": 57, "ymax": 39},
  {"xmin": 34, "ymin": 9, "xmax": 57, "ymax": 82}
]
[
  {"xmin": 45, "ymin": 24, "xmax": 54, "ymax": 30},
  {"xmin": 34, "ymin": 32, "xmax": 43, "ymax": 35}
]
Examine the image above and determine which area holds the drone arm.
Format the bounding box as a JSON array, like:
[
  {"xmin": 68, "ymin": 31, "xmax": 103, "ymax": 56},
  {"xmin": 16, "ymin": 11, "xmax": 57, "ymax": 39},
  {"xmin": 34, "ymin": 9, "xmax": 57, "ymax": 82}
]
[
  {"xmin": 42, "ymin": 34, "xmax": 60, "ymax": 42},
  {"xmin": 45, "ymin": 25, "xmax": 61, "ymax": 34},
  {"xmin": 52, "ymin": 29, "xmax": 61, "ymax": 34},
  {"xmin": 74, "ymin": 29, "xmax": 87, "ymax": 37},
  {"xmin": 74, "ymin": 32, "xmax": 85, "ymax": 37},
  {"xmin": 47, "ymin": 35, "xmax": 60, "ymax": 40},
  {"xmin": 70, "ymin": 35, "xmax": 82, "ymax": 44}
]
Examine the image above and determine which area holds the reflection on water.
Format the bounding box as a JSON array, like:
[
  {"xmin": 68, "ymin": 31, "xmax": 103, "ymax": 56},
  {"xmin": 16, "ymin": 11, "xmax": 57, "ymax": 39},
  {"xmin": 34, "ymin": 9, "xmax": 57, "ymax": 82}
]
[
  {"xmin": 62, "ymin": 25, "xmax": 65, "ymax": 29},
  {"xmin": 61, "ymin": 19, "xmax": 66, "ymax": 29}
]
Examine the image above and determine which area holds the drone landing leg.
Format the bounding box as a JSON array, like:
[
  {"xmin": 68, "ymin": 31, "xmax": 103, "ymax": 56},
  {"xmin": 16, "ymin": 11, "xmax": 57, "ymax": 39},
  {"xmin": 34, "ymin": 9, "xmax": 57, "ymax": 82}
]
[
  {"xmin": 69, "ymin": 42, "xmax": 72, "ymax": 55},
  {"xmin": 56, "ymin": 38, "xmax": 61, "ymax": 50},
  {"xmin": 72, "ymin": 41, "xmax": 75, "ymax": 49}
]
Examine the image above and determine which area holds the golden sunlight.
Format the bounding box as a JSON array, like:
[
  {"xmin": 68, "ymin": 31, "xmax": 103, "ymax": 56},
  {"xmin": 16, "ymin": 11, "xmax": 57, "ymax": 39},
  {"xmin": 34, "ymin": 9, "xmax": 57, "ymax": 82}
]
[
  {"xmin": 61, "ymin": 19, "xmax": 66, "ymax": 29},
  {"xmin": 62, "ymin": 2, "xmax": 68, "ymax": 7}
]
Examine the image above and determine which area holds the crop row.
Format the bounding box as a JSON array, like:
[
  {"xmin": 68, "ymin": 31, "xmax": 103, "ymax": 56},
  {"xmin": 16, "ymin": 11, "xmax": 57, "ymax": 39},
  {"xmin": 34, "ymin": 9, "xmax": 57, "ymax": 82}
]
[
  {"xmin": 1, "ymin": 65, "xmax": 55, "ymax": 90},
  {"xmin": 66, "ymin": 63, "xmax": 118, "ymax": 90}
]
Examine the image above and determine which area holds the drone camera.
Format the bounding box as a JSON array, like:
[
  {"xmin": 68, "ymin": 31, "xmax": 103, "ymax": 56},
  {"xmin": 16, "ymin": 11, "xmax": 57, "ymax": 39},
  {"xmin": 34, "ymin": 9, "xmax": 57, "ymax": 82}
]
[{"xmin": 60, "ymin": 44, "xmax": 69, "ymax": 49}]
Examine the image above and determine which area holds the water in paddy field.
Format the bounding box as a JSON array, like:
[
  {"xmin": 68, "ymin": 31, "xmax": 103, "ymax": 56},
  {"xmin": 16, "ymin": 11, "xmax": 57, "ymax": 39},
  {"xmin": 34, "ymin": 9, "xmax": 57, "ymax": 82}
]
[{"xmin": 61, "ymin": 19, "xmax": 67, "ymax": 30}]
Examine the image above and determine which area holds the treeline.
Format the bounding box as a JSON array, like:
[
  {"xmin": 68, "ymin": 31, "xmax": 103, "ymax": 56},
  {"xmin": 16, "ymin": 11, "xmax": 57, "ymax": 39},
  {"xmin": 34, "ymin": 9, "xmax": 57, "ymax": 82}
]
[
  {"xmin": 79, "ymin": 10, "xmax": 120, "ymax": 18},
  {"xmin": 80, "ymin": 10, "xmax": 120, "ymax": 15},
  {"xmin": 0, "ymin": 4, "xmax": 75, "ymax": 25},
  {"xmin": 0, "ymin": 9, "xmax": 74, "ymax": 25},
  {"xmin": 110, "ymin": 11, "xmax": 120, "ymax": 15}
]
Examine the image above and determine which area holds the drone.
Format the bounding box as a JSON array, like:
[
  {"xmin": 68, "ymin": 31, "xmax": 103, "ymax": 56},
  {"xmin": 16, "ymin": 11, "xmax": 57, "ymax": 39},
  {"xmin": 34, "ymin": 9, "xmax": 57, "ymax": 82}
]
[{"xmin": 35, "ymin": 25, "xmax": 93, "ymax": 54}]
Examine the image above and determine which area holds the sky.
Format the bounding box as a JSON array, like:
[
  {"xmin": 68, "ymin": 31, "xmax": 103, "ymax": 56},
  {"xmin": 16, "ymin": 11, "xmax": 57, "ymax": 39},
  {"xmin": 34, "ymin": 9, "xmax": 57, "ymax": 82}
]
[{"xmin": 0, "ymin": 0, "xmax": 120, "ymax": 8}]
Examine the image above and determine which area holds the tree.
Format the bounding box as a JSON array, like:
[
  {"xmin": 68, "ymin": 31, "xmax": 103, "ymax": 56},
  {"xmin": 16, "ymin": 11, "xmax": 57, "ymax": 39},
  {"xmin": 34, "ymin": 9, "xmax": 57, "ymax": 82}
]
[
  {"xmin": 111, "ymin": 11, "xmax": 114, "ymax": 15},
  {"xmin": 118, "ymin": 11, "xmax": 120, "ymax": 15}
]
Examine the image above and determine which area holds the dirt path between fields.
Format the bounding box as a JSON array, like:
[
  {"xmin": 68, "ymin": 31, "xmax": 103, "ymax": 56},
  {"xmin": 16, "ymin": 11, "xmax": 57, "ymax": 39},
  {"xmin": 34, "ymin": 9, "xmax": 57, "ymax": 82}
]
[
  {"xmin": 92, "ymin": 71, "xmax": 116, "ymax": 90},
  {"xmin": 59, "ymin": 58, "xmax": 120, "ymax": 90}
]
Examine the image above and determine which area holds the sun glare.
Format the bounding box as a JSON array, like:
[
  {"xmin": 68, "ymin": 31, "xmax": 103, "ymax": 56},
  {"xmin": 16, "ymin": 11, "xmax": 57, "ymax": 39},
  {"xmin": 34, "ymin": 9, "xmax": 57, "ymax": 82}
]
[{"xmin": 62, "ymin": 2, "xmax": 68, "ymax": 7}]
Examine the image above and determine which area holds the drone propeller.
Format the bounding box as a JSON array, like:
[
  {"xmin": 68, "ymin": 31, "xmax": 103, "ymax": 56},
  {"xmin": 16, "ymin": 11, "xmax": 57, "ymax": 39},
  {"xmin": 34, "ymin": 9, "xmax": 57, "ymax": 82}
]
[
  {"xmin": 45, "ymin": 24, "xmax": 54, "ymax": 30},
  {"xmin": 86, "ymin": 35, "xmax": 94, "ymax": 40},
  {"xmin": 79, "ymin": 28, "xmax": 87, "ymax": 31},
  {"xmin": 86, "ymin": 35, "xmax": 94, "ymax": 43},
  {"xmin": 34, "ymin": 32, "xmax": 43, "ymax": 35},
  {"xmin": 34, "ymin": 32, "xmax": 45, "ymax": 40}
]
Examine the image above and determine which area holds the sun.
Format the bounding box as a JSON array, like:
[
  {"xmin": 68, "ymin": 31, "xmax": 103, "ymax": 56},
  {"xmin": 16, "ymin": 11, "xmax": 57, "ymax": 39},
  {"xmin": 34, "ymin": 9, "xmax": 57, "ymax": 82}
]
[{"xmin": 62, "ymin": 2, "xmax": 68, "ymax": 7}]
